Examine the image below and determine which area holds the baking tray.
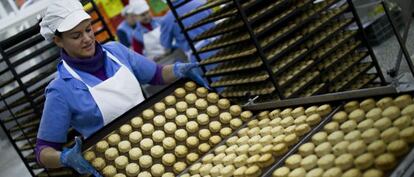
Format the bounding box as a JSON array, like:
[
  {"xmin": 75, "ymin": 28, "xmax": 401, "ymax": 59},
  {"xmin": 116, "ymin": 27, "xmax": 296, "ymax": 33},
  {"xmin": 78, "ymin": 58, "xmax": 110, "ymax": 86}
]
[
  {"xmin": 204, "ymin": 57, "xmax": 263, "ymax": 77},
  {"xmin": 82, "ymin": 79, "xmax": 252, "ymax": 176}
]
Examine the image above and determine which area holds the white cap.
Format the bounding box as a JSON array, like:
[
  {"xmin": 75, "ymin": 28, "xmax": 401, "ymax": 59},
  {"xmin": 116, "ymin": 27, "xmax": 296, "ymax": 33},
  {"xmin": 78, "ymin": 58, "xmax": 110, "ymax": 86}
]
[
  {"xmin": 39, "ymin": 0, "xmax": 91, "ymax": 41},
  {"xmin": 121, "ymin": 0, "xmax": 149, "ymax": 16}
]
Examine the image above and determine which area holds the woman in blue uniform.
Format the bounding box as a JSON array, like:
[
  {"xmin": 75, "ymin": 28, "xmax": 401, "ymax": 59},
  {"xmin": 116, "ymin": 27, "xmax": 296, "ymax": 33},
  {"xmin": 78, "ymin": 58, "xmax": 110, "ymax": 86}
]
[{"xmin": 35, "ymin": 0, "xmax": 207, "ymax": 176}]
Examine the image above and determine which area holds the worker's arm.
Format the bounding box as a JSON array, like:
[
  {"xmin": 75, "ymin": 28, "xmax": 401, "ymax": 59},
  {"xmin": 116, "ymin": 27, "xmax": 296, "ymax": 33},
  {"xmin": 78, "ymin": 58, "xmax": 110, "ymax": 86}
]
[
  {"xmin": 162, "ymin": 62, "xmax": 210, "ymax": 89},
  {"xmin": 39, "ymin": 147, "xmax": 62, "ymax": 168}
]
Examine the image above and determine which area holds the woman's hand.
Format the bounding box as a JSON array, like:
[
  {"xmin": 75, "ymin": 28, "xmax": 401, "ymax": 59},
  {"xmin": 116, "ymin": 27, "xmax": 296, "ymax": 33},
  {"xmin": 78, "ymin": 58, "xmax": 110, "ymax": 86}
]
[{"xmin": 173, "ymin": 62, "xmax": 210, "ymax": 89}]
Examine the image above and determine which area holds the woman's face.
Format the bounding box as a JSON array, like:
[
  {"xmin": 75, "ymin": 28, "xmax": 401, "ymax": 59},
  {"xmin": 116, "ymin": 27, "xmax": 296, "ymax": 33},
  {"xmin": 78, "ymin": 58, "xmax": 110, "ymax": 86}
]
[{"xmin": 54, "ymin": 19, "xmax": 96, "ymax": 58}]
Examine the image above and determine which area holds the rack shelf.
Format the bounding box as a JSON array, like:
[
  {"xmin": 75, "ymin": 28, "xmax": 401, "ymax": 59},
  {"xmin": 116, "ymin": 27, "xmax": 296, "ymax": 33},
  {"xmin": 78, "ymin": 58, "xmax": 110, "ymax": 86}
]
[{"xmin": 330, "ymin": 62, "xmax": 375, "ymax": 92}]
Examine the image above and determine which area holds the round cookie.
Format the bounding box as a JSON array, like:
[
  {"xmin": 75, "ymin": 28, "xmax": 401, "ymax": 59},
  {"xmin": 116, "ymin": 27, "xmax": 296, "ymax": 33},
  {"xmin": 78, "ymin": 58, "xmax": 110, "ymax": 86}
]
[
  {"xmin": 174, "ymin": 129, "xmax": 188, "ymax": 142},
  {"xmin": 129, "ymin": 147, "xmax": 142, "ymax": 160},
  {"xmin": 367, "ymin": 140, "xmax": 386, "ymax": 156},
  {"xmin": 220, "ymin": 127, "xmax": 233, "ymax": 137},
  {"xmin": 315, "ymin": 142, "xmax": 332, "ymax": 157},
  {"xmin": 312, "ymin": 132, "xmax": 328, "ymax": 145},
  {"xmin": 324, "ymin": 122, "xmax": 339, "ymax": 134},
  {"xmin": 175, "ymin": 114, "xmax": 188, "ymax": 127},
  {"xmin": 354, "ymin": 153, "xmax": 374, "ymax": 170},
  {"xmin": 280, "ymin": 108, "xmax": 292, "ymax": 118},
  {"xmin": 323, "ymin": 167, "xmax": 343, "ymax": 177},
  {"xmin": 83, "ymin": 151, "xmax": 96, "ymax": 162},
  {"xmin": 218, "ymin": 98, "xmax": 231, "ymax": 109},
  {"xmin": 387, "ymin": 139, "xmax": 409, "ymax": 157},
  {"xmin": 344, "ymin": 101, "xmax": 359, "ymax": 113},
  {"xmin": 174, "ymin": 145, "xmax": 188, "ymax": 158},
  {"xmin": 402, "ymin": 104, "xmax": 414, "ymax": 117},
  {"xmin": 344, "ymin": 130, "xmax": 361, "ymax": 142},
  {"xmin": 153, "ymin": 115, "xmax": 166, "ymax": 127},
  {"xmin": 118, "ymin": 141, "xmax": 131, "ymax": 153},
  {"xmin": 150, "ymin": 145, "xmax": 165, "ymax": 158},
  {"xmin": 207, "ymin": 105, "xmax": 220, "ymax": 117},
  {"xmin": 176, "ymin": 101, "xmax": 188, "ymax": 112},
  {"xmin": 139, "ymin": 155, "xmax": 153, "ymax": 169},
  {"xmin": 382, "ymin": 106, "xmax": 401, "ymax": 120},
  {"xmin": 366, "ymin": 108, "xmax": 383, "ymax": 121},
  {"xmin": 163, "ymin": 137, "xmax": 176, "ymax": 150},
  {"xmin": 186, "ymin": 136, "xmax": 199, "ymax": 148},
  {"xmin": 317, "ymin": 104, "xmax": 332, "ymax": 116},
  {"xmin": 140, "ymin": 138, "xmax": 154, "ymax": 151},
  {"xmin": 230, "ymin": 118, "xmax": 243, "ymax": 130},
  {"xmin": 357, "ymin": 119, "xmax": 374, "ymax": 132},
  {"xmin": 298, "ymin": 142, "xmax": 315, "ymax": 157},
  {"xmin": 151, "ymin": 164, "xmax": 165, "ymax": 177},
  {"xmin": 349, "ymin": 109, "xmax": 365, "ymax": 123},
  {"xmin": 393, "ymin": 94, "xmax": 412, "ymax": 109},
  {"xmin": 163, "ymin": 122, "xmax": 177, "ymax": 134},
  {"xmin": 343, "ymin": 168, "xmax": 362, "ymax": 177},
  {"xmin": 347, "ymin": 140, "xmax": 366, "ymax": 156},
  {"xmin": 381, "ymin": 127, "xmax": 400, "ymax": 143},
  {"xmin": 141, "ymin": 123, "xmax": 155, "ymax": 136},
  {"xmin": 186, "ymin": 152, "xmax": 199, "ymax": 164},
  {"xmin": 307, "ymin": 168, "xmax": 324, "ymax": 177},
  {"xmin": 273, "ymin": 166, "xmax": 290, "ymax": 177},
  {"xmin": 184, "ymin": 81, "xmax": 197, "ymax": 91},
  {"xmin": 119, "ymin": 124, "xmax": 132, "ymax": 136},
  {"xmin": 393, "ymin": 115, "xmax": 411, "ymax": 130},
  {"xmin": 209, "ymin": 121, "xmax": 222, "ymax": 133},
  {"xmin": 130, "ymin": 116, "xmax": 143, "ymax": 128},
  {"xmin": 198, "ymin": 129, "xmax": 211, "ymax": 141},
  {"xmin": 360, "ymin": 98, "xmax": 376, "ymax": 111},
  {"xmin": 102, "ymin": 165, "xmax": 117, "ymax": 177},
  {"xmin": 305, "ymin": 106, "xmax": 318, "ymax": 116},
  {"xmin": 92, "ymin": 157, "xmax": 106, "ymax": 170},
  {"xmin": 126, "ymin": 163, "xmax": 140, "ymax": 176},
  {"xmin": 301, "ymin": 154, "xmax": 318, "ymax": 170},
  {"xmin": 174, "ymin": 88, "xmax": 186, "ymax": 98},
  {"xmin": 229, "ymin": 105, "xmax": 242, "ymax": 116},
  {"xmin": 114, "ymin": 156, "xmax": 128, "ymax": 169},
  {"xmin": 295, "ymin": 124, "xmax": 311, "ymax": 136},
  {"xmin": 162, "ymin": 153, "xmax": 176, "ymax": 166},
  {"xmin": 209, "ymin": 135, "xmax": 222, "ymax": 146},
  {"xmin": 361, "ymin": 128, "xmax": 380, "ymax": 144},
  {"xmin": 107, "ymin": 134, "xmax": 121, "ymax": 146},
  {"xmin": 206, "ymin": 92, "xmax": 219, "ymax": 103},
  {"xmin": 291, "ymin": 107, "xmax": 305, "ymax": 118},
  {"xmin": 306, "ymin": 114, "xmax": 322, "ymax": 126},
  {"xmin": 272, "ymin": 143, "xmax": 288, "ymax": 156},
  {"xmin": 376, "ymin": 97, "xmax": 394, "ymax": 109},
  {"xmin": 335, "ymin": 153, "xmax": 354, "ymax": 170},
  {"xmin": 142, "ymin": 109, "xmax": 155, "ymax": 120},
  {"xmin": 154, "ymin": 102, "xmax": 166, "ymax": 113},
  {"xmin": 288, "ymin": 167, "xmax": 306, "ymax": 177},
  {"xmin": 164, "ymin": 95, "xmax": 176, "ymax": 106},
  {"xmin": 196, "ymin": 87, "xmax": 208, "ymax": 97},
  {"xmin": 340, "ymin": 120, "xmax": 357, "ymax": 133},
  {"xmin": 164, "ymin": 108, "xmax": 177, "ymax": 119},
  {"xmin": 285, "ymin": 154, "xmax": 302, "ymax": 169},
  {"xmin": 362, "ymin": 169, "xmax": 384, "ymax": 177},
  {"xmin": 219, "ymin": 112, "xmax": 232, "ymax": 124},
  {"xmin": 185, "ymin": 93, "xmax": 197, "ymax": 105},
  {"xmin": 400, "ymin": 127, "xmax": 414, "ymax": 143},
  {"xmin": 240, "ymin": 110, "xmax": 253, "ymax": 121},
  {"xmin": 129, "ymin": 131, "xmax": 142, "ymax": 144},
  {"xmin": 317, "ymin": 154, "xmax": 335, "ymax": 170},
  {"xmin": 186, "ymin": 121, "xmax": 199, "ymax": 133},
  {"xmin": 96, "ymin": 141, "xmax": 109, "ymax": 153},
  {"xmin": 186, "ymin": 108, "xmax": 198, "ymax": 119},
  {"xmin": 195, "ymin": 98, "xmax": 208, "ymax": 110},
  {"xmin": 333, "ymin": 111, "xmax": 348, "ymax": 123},
  {"xmin": 333, "ymin": 141, "xmax": 350, "ymax": 156},
  {"xmin": 375, "ymin": 153, "xmax": 396, "ymax": 170}
]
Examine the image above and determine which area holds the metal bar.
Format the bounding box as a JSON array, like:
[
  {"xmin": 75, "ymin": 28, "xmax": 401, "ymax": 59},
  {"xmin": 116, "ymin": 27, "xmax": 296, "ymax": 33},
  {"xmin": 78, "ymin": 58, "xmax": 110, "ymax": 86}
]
[
  {"xmin": 347, "ymin": 0, "xmax": 387, "ymax": 85},
  {"xmin": 232, "ymin": 0, "xmax": 284, "ymax": 99},
  {"xmin": 165, "ymin": 0, "xmax": 214, "ymax": 89},
  {"xmin": 0, "ymin": 24, "xmax": 40, "ymax": 50},
  {"xmin": 4, "ymin": 35, "xmax": 44, "ymax": 57},
  {"xmin": 382, "ymin": 0, "xmax": 414, "ymax": 79}
]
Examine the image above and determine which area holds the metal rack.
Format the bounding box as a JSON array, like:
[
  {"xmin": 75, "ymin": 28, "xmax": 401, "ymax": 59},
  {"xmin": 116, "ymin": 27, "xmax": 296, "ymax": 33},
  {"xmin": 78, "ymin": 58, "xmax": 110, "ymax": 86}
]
[
  {"xmin": 166, "ymin": 0, "xmax": 387, "ymax": 104},
  {"xmin": 0, "ymin": 1, "xmax": 114, "ymax": 176}
]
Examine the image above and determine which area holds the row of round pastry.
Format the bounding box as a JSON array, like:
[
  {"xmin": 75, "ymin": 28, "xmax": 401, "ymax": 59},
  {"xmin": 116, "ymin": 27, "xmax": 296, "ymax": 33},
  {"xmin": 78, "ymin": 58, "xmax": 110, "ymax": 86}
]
[
  {"xmin": 272, "ymin": 95, "xmax": 414, "ymax": 177},
  {"xmin": 206, "ymin": 58, "xmax": 262, "ymax": 75},
  {"xmin": 181, "ymin": 105, "xmax": 331, "ymax": 177},
  {"xmin": 284, "ymin": 71, "xmax": 320, "ymax": 98},
  {"xmin": 329, "ymin": 62, "xmax": 372, "ymax": 92},
  {"xmin": 211, "ymin": 71, "xmax": 269, "ymax": 87}
]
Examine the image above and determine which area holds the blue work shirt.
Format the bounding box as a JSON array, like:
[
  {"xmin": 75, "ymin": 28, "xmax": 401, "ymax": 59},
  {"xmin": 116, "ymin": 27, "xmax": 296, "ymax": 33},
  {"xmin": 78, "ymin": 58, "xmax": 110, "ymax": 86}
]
[
  {"xmin": 37, "ymin": 42, "xmax": 157, "ymax": 143},
  {"xmin": 133, "ymin": 19, "xmax": 162, "ymax": 43},
  {"xmin": 117, "ymin": 20, "xmax": 135, "ymax": 48},
  {"xmin": 160, "ymin": 0, "xmax": 214, "ymax": 52}
]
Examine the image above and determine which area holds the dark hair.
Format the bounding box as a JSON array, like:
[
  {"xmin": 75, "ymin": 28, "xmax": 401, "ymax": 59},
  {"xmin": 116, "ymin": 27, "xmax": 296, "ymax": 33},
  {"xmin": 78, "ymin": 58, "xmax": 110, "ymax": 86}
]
[{"xmin": 54, "ymin": 30, "xmax": 63, "ymax": 37}]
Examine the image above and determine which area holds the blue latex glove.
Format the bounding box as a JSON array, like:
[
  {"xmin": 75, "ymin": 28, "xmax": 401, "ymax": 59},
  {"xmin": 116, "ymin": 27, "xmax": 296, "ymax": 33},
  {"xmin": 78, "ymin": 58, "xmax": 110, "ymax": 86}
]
[
  {"xmin": 173, "ymin": 62, "xmax": 211, "ymax": 89},
  {"xmin": 60, "ymin": 137, "xmax": 102, "ymax": 177}
]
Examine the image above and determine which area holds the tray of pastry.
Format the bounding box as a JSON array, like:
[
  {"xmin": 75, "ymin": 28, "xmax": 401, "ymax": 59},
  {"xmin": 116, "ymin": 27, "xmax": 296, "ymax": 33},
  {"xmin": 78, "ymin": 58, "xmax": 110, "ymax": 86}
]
[
  {"xmin": 277, "ymin": 57, "xmax": 315, "ymax": 89},
  {"xmin": 264, "ymin": 94, "xmax": 414, "ymax": 177},
  {"xmin": 179, "ymin": 0, "xmax": 233, "ymax": 20},
  {"xmin": 205, "ymin": 57, "xmax": 262, "ymax": 77},
  {"xmin": 345, "ymin": 74, "xmax": 378, "ymax": 91},
  {"xmin": 199, "ymin": 44, "xmax": 257, "ymax": 65},
  {"xmin": 271, "ymin": 48, "xmax": 308, "ymax": 76},
  {"xmin": 322, "ymin": 51, "xmax": 369, "ymax": 83},
  {"xmin": 211, "ymin": 71, "xmax": 269, "ymax": 88},
  {"xmin": 220, "ymin": 81, "xmax": 276, "ymax": 98},
  {"xmin": 265, "ymin": 35, "xmax": 303, "ymax": 63},
  {"xmin": 299, "ymin": 83, "xmax": 328, "ymax": 98},
  {"xmin": 285, "ymin": 70, "xmax": 322, "ymax": 99},
  {"xmin": 81, "ymin": 80, "xmax": 255, "ymax": 177},
  {"xmin": 179, "ymin": 103, "xmax": 339, "ymax": 177},
  {"xmin": 318, "ymin": 40, "xmax": 363, "ymax": 71},
  {"xmin": 185, "ymin": 3, "xmax": 238, "ymax": 31},
  {"xmin": 197, "ymin": 31, "xmax": 251, "ymax": 53},
  {"xmin": 192, "ymin": 17, "xmax": 245, "ymax": 42},
  {"xmin": 329, "ymin": 62, "xmax": 375, "ymax": 92}
]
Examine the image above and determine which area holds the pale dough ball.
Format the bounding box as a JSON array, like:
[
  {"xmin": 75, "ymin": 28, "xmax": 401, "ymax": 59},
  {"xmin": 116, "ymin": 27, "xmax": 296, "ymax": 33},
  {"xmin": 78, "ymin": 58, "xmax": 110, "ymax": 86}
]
[
  {"xmin": 83, "ymin": 151, "xmax": 96, "ymax": 162},
  {"xmin": 186, "ymin": 121, "xmax": 199, "ymax": 133},
  {"xmin": 393, "ymin": 115, "xmax": 411, "ymax": 130},
  {"xmin": 382, "ymin": 106, "xmax": 401, "ymax": 120},
  {"xmin": 214, "ymin": 145, "xmax": 226, "ymax": 155},
  {"xmin": 142, "ymin": 109, "xmax": 155, "ymax": 120},
  {"xmin": 92, "ymin": 157, "xmax": 106, "ymax": 170},
  {"xmin": 230, "ymin": 118, "xmax": 243, "ymax": 130},
  {"xmin": 161, "ymin": 173, "xmax": 175, "ymax": 177},
  {"xmin": 288, "ymin": 167, "xmax": 306, "ymax": 177},
  {"xmin": 306, "ymin": 114, "xmax": 322, "ymax": 126},
  {"xmin": 240, "ymin": 110, "xmax": 253, "ymax": 121},
  {"xmin": 185, "ymin": 93, "xmax": 197, "ymax": 104},
  {"xmin": 189, "ymin": 163, "xmax": 202, "ymax": 175},
  {"xmin": 367, "ymin": 140, "xmax": 386, "ymax": 156},
  {"xmin": 150, "ymin": 145, "xmax": 165, "ymax": 158},
  {"xmin": 186, "ymin": 152, "xmax": 199, "ymax": 164},
  {"xmin": 114, "ymin": 155, "xmax": 128, "ymax": 169},
  {"xmin": 307, "ymin": 168, "xmax": 324, "ymax": 177},
  {"xmin": 281, "ymin": 116, "xmax": 294, "ymax": 127},
  {"xmin": 374, "ymin": 153, "xmax": 396, "ymax": 170},
  {"xmin": 201, "ymin": 154, "xmax": 214, "ymax": 164},
  {"xmin": 107, "ymin": 134, "xmax": 121, "ymax": 146},
  {"xmin": 312, "ymin": 132, "xmax": 328, "ymax": 145},
  {"xmin": 317, "ymin": 154, "xmax": 335, "ymax": 170},
  {"xmin": 209, "ymin": 121, "xmax": 222, "ymax": 133},
  {"xmin": 152, "ymin": 130, "xmax": 166, "ymax": 143},
  {"xmin": 344, "ymin": 101, "xmax": 359, "ymax": 113},
  {"xmin": 279, "ymin": 108, "xmax": 292, "ymax": 118},
  {"xmin": 176, "ymin": 101, "xmax": 188, "ymax": 112},
  {"xmin": 234, "ymin": 166, "xmax": 247, "ymax": 177},
  {"xmin": 230, "ymin": 105, "xmax": 242, "ymax": 116},
  {"xmin": 139, "ymin": 155, "xmax": 153, "ymax": 169},
  {"xmin": 284, "ymin": 125, "xmax": 297, "ymax": 134},
  {"xmin": 186, "ymin": 136, "xmax": 199, "ymax": 148},
  {"xmin": 402, "ymin": 104, "xmax": 414, "ymax": 117},
  {"xmin": 207, "ymin": 105, "xmax": 220, "ymax": 117},
  {"xmin": 315, "ymin": 142, "xmax": 332, "ymax": 157},
  {"xmin": 248, "ymin": 135, "xmax": 261, "ymax": 146},
  {"xmin": 163, "ymin": 137, "xmax": 176, "ymax": 150},
  {"xmin": 349, "ymin": 109, "xmax": 365, "ymax": 123},
  {"xmin": 105, "ymin": 147, "xmax": 119, "ymax": 161},
  {"xmin": 285, "ymin": 154, "xmax": 302, "ymax": 169},
  {"xmin": 196, "ymin": 87, "xmax": 208, "ymax": 97},
  {"xmin": 184, "ymin": 81, "xmax": 197, "ymax": 91},
  {"xmin": 186, "ymin": 108, "xmax": 198, "ymax": 119},
  {"xmin": 343, "ymin": 168, "xmax": 362, "ymax": 177},
  {"xmin": 322, "ymin": 167, "xmax": 343, "ymax": 177},
  {"xmin": 154, "ymin": 102, "xmax": 166, "ymax": 113},
  {"xmin": 131, "ymin": 116, "xmax": 143, "ymax": 128},
  {"xmin": 207, "ymin": 92, "xmax": 219, "ymax": 103},
  {"xmin": 137, "ymin": 171, "xmax": 152, "ymax": 177},
  {"xmin": 323, "ymin": 122, "xmax": 339, "ymax": 133},
  {"xmin": 361, "ymin": 128, "xmax": 380, "ymax": 144},
  {"xmin": 292, "ymin": 107, "xmax": 305, "ymax": 118},
  {"xmin": 163, "ymin": 122, "xmax": 177, "ymax": 134},
  {"xmin": 340, "ymin": 120, "xmax": 357, "ymax": 133},
  {"xmin": 381, "ymin": 127, "xmax": 400, "ymax": 143},
  {"xmin": 248, "ymin": 144, "xmax": 263, "ymax": 156},
  {"xmin": 221, "ymin": 164, "xmax": 236, "ymax": 176},
  {"xmin": 198, "ymin": 143, "xmax": 211, "ymax": 153},
  {"xmin": 129, "ymin": 147, "xmax": 142, "ymax": 160},
  {"xmin": 355, "ymin": 153, "xmax": 375, "ymax": 171},
  {"xmin": 377, "ymin": 97, "xmax": 394, "ymax": 109},
  {"xmin": 271, "ymin": 126, "xmax": 284, "ymax": 137},
  {"xmin": 164, "ymin": 95, "xmax": 176, "ymax": 106},
  {"xmin": 141, "ymin": 123, "xmax": 155, "ymax": 136},
  {"xmin": 366, "ymin": 108, "xmax": 383, "ymax": 121},
  {"xmin": 327, "ymin": 130, "xmax": 344, "ymax": 145},
  {"xmin": 218, "ymin": 98, "xmax": 231, "ymax": 109},
  {"xmin": 140, "ymin": 138, "xmax": 154, "ymax": 151},
  {"xmin": 400, "ymin": 127, "xmax": 414, "ymax": 143},
  {"xmin": 219, "ymin": 112, "xmax": 232, "ymax": 124},
  {"xmin": 210, "ymin": 164, "xmax": 224, "ymax": 176},
  {"xmin": 301, "ymin": 154, "xmax": 318, "ymax": 170},
  {"xmin": 174, "ymin": 87, "xmax": 186, "ymax": 98},
  {"xmin": 284, "ymin": 133, "xmax": 299, "ymax": 146},
  {"xmin": 153, "ymin": 115, "xmax": 166, "ymax": 127},
  {"xmin": 362, "ymin": 169, "xmax": 384, "ymax": 177},
  {"xmin": 333, "ymin": 141, "xmax": 350, "ymax": 156},
  {"xmin": 344, "ymin": 130, "xmax": 361, "ymax": 142},
  {"xmin": 209, "ymin": 135, "xmax": 222, "ymax": 146},
  {"xmin": 174, "ymin": 129, "xmax": 188, "ymax": 141},
  {"xmin": 298, "ymin": 142, "xmax": 315, "ymax": 157},
  {"xmin": 248, "ymin": 119, "xmax": 259, "ymax": 128},
  {"xmin": 195, "ymin": 114, "xmax": 209, "ymax": 126},
  {"xmin": 335, "ymin": 153, "xmax": 354, "ymax": 170},
  {"xmin": 195, "ymin": 98, "xmax": 208, "ymax": 110},
  {"xmin": 162, "ymin": 153, "xmax": 176, "ymax": 166},
  {"xmin": 295, "ymin": 124, "xmax": 311, "ymax": 136},
  {"xmin": 164, "ymin": 108, "xmax": 177, "ymax": 119},
  {"xmin": 198, "ymin": 129, "xmax": 211, "ymax": 141},
  {"xmin": 175, "ymin": 114, "xmax": 188, "ymax": 126},
  {"xmin": 317, "ymin": 104, "xmax": 332, "ymax": 116},
  {"xmin": 119, "ymin": 124, "xmax": 132, "ymax": 136},
  {"xmin": 273, "ymin": 166, "xmax": 290, "ymax": 177},
  {"xmin": 102, "ymin": 165, "xmax": 117, "ymax": 177},
  {"xmin": 234, "ymin": 154, "xmax": 248, "ymax": 167},
  {"xmin": 174, "ymin": 145, "xmax": 188, "ymax": 158},
  {"xmin": 357, "ymin": 119, "xmax": 374, "ymax": 132},
  {"xmin": 360, "ymin": 98, "xmax": 376, "ymax": 111},
  {"xmin": 118, "ymin": 140, "xmax": 131, "ymax": 153},
  {"xmin": 272, "ymin": 143, "xmax": 288, "ymax": 156},
  {"xmin": 126, "ymin": 163, "xmax": 140, "ymax": 177},
  {"xmin": 332, "ymin": 111, "xmax": 348, "ymax": 123},
  {"xmin": 294, "ymin": 115, "xmax": 307, "ymax": 125},
  {"xmin": 129, "ymin": 131, "xmax": 142, "ymax": 144},
  {"xmin": 347, "ymin": 140, "xmax": 366, "ymax": 156},
  {"xmin": 305, "ymin": 106, "xmax": 318, "ymax": 116},
  {"xmin": 393, "ymin": 94, "xmax": 412, "ymax": 109},
  {"xmin": 223, "ymin": 153, "xmax": 237, "ymax": 166},
  {"xmin": 245, "ymin": 165, "xmax": 261, "ymax": 177},
  {"xmin": 387, "ymin": 139, "xmax": 409, "ymax": 157},
  {"xmin": 269, "ymin": 109, "xmax": 281, "ymax": 119}
]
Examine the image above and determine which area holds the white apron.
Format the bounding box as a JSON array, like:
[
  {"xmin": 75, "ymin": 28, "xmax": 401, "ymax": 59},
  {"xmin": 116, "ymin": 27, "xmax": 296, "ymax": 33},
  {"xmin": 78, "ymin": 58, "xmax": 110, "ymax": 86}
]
[
  {"xmin": 62, "ymin": 50, "xmax": 145, "ymax": 125},
  {"xmin": 143, "ymin": 26, "xmax": 167, "ymax": 60}
]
